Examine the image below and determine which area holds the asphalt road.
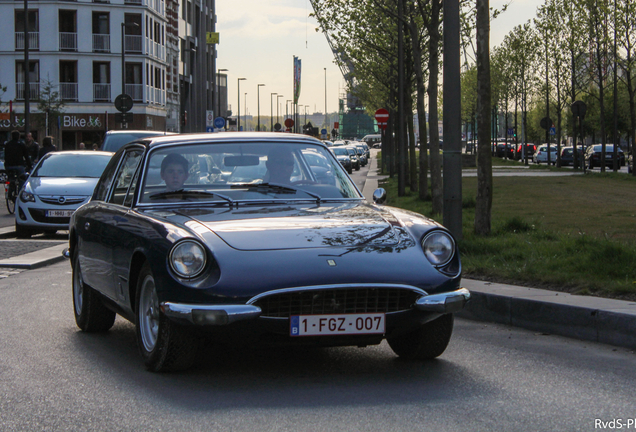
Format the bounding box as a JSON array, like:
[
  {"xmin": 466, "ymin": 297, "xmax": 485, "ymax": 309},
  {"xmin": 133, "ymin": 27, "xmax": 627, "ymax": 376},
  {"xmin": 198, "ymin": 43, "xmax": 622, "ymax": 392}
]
[{"xmin": 0, "ymin": 261, "xmax": 634, "ymax": 431}]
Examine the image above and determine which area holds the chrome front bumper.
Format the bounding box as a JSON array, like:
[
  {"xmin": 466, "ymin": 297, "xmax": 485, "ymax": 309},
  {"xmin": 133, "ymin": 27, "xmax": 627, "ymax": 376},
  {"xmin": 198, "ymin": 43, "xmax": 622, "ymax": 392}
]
[{"xmin": 161, "ymin": 287, "xmax": 470, "ymax": 326}]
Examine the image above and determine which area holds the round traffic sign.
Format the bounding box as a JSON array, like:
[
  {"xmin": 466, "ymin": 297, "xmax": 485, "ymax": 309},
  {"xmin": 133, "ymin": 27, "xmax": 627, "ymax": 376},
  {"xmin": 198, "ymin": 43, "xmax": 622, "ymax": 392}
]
[
  {"xmin": 114, "ymin": 94, "xmax": 134, "ymax": 113},
  {"xmin": 375, "ymin": 108, "xmax": 389, "ymax": 122},
  {"xmin": 274, "ymin": 123, "xmax": 282, "ymax": 131},
  {"xmin": 284, "ymin": 118, "xmax": 294, "ymax": 128},
  {"xmin": 214, "ymin": 117, "xmax": 226, "ymax": 128}
]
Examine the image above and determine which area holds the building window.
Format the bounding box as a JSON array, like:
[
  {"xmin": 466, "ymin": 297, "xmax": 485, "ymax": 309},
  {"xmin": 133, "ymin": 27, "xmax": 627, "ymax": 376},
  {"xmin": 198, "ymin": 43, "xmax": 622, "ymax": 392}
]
[
  {"xmin": 92, "ymin": 12, "xmax": 110, "ymax": 52},
  {"xmin": 93, "ymin": 61, "xmax": 111, "ymax": 101},
  {"xmin": 15, "ymin": 60, "xmax": 40, "ymax": 100},
  {"xmin": 15, "ymin": 10, "xmax": 39, "ymax": 50},
  {"xmin": 59, "ymin": 10, "xmax": 77, "ymax": 51},
  {"xmin": 125, "ymin": 63, "xmax": 143, "ymax": 101},
  {"xmin": 59, "ymin": 61, "xmax": 78, "ymax": 101}
]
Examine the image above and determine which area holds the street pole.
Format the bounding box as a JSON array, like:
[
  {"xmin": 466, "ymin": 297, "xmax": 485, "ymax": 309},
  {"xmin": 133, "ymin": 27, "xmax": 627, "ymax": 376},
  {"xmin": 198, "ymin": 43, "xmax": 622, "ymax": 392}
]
[
  {"xmin": 270, "ymin": 92, "xmax": 276, "ymax": 132},
  {"xmin": 217, "ymin": 68, "xmax": 228, "ymax": 128},
  {"xmin": 277, "ymin": 94, "xmax": 283, "ymax": 128},
  {"xmin": 244, "ymin": 92, "xmax": 247, "ymax": 130},
  {"xmin": 257, "ymin": 84, "xmax": 265, "ymax": 131},
  {"xmin": 237, "ymin": 77, "xmax": 245, "ymax": 131},
  {"xmin": 324, "ymin": 67, "xmax": 327, "ymax": 128},
  {"xmin": 24, "ymin": 0, "xmax": 30, "ymax": 137}
]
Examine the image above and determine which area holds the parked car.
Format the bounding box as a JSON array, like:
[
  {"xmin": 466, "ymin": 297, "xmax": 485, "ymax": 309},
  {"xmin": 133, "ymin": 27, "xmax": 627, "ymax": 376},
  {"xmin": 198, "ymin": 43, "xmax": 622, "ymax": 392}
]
[
  {"xmin": 345, "ymin": 146, "xmax": 361, "ymax": 170},
  {"xmin": 15, "ymin": 151, "xmax": 113, "ymax": 238},
  {"xmin": 68, "ymin": 132, "xmax": 469, "ymax": 372},
  {"xmin": 559, "ymin": 146, "xmax": 584, "ymax": 166},
  {"xmin": 331, "ymin": 146, "xmax": 353, "ymax": 174},
  {"xmin": 514, "ymin": 143, "xmax": 537, "ymax": 160},
  {"xmin": 101, "ymin": 130, "xmax": 175, "ymax": 153},
  {"xmin": 585, "ymin": 144, "xmax": 626, "ymax": 169},
  {"xmin": 533, "ymin": 145, "xmax": 558, "ymax": 164}
]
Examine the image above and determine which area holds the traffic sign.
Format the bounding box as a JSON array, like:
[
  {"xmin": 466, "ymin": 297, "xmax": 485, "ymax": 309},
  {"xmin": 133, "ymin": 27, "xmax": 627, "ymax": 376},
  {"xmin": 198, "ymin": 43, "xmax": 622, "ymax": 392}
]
[
  {"xmin": 115, "ymin": 112, "xmax": 133, "ymax": 123},
  {"xmin": 550, "ymin": 127, "xmax": 556, "ymax": 136},
  {"xmin": 206, "ymin": 110, "xmax": 214, "ymax": 126},
  {"xmin": 375, "ymin": 108, "xmax": 389, "ymax": 123},
  {"xmin": 206, "ymin": 126, "xmax": 214, "ymax": 133},
  {"xmin": 321, "ymin": 128, "xmax": 327, "ymax": 135},
  {"xmin": 274, "ymin": 123, "xmax": 282, "ymax": 131},
  {"xmin": 284, "ymin": 118, "xmax": 294, "ymax": 128},
  {"xmin": 540, "ymin": 117, "xmax": 553, "ymax": 130},
  {"xmin": 334, "ymin": 121, "xmax": 339, "ymax": 129},
  {"xmin": 214, "ymin": 117, "xmax": 225, "ymax": 129},
  {"xmin": 377, "ymin": 122, "xmax": 388, "ymax": 130},
  {"xmin": 115, "ymin": 94, "xmax": 134, "ymax": 113}
]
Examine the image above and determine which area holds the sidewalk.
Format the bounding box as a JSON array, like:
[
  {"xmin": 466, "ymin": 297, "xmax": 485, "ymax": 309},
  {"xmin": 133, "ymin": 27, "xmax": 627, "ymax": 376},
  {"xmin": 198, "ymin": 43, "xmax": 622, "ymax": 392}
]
[
  {"xmin": 0, "ymin": 226, "xmax": 67, "ymax": 269},
  {"xmin": 362, "ymin": 150, "xmax": 636, "ymax": 350}
]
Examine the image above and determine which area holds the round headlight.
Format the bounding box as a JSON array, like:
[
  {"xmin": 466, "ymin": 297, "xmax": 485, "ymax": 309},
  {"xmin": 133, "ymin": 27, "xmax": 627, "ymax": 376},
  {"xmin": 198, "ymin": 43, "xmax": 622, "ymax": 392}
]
[
  {"xmin": 421, "ymin": 231, "xmax": 455, "ymax": 267},
  {"xmin": 169, "ymin": 240, "xmax": 207, "ymax": 278},
  {"xmin": 20, "ymin": 190, "xmax": 35, "ymax": 202}
]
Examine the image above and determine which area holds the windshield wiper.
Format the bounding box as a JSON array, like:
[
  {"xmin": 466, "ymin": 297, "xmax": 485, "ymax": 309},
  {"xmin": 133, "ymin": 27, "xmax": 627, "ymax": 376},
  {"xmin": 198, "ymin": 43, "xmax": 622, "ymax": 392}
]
[
  {"xmin": 148, "ymin": 189, "xmax": 235, "ymax": 206},
  {"xmin": 231, "ymin": 182, "xmax": 322, "ymax": 202}
]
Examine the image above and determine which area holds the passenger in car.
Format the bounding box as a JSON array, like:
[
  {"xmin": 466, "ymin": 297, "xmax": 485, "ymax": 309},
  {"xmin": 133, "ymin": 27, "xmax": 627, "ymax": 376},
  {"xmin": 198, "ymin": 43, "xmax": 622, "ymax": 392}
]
[
  {"xmin": 265, "ymin": 147, "xmax": 295, "ymax": 184},
  {"xmin": 161, "ymin": 153, "xmax": 189, "ymax": 191}
]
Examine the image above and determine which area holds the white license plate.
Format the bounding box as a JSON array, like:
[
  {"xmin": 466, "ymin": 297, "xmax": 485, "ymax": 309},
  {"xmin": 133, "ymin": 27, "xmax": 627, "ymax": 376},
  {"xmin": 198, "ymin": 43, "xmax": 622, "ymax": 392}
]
[
  {"xmin": 45, "ymin": 210, "xmax": 74, "ymax": 217},
  {"xmin": 290, "ymin": 313, "xmax": 385, "ymax": 337}
]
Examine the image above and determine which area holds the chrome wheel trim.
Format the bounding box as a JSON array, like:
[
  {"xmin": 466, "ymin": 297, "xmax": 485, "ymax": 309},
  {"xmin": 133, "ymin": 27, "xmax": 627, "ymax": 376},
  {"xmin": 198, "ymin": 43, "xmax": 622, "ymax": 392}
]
[
  {"xmin": 73, "ymin": 259, "xmax": 83, "ymax": 316},
  {"xmin": 139, "ymin": 274, "xmax": 160, "ymax": 352}
]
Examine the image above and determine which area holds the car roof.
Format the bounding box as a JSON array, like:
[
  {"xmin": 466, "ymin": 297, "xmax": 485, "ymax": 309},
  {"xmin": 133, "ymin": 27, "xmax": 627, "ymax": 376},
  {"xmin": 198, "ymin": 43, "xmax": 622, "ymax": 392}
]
[{"xmin": 132, "ymin": 132, "xmax": 327, "ymax": 150}]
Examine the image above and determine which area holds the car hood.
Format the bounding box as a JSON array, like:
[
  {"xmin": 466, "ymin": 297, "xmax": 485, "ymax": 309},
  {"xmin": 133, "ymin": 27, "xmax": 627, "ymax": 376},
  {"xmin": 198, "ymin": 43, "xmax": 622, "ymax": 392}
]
[
  {"xmin": 27, "ymin": 177, "xmax": 99, "ymax": 196},
  {"xmin": 173, "ymin": 202, "xmax": 402, "ymax": 251}
]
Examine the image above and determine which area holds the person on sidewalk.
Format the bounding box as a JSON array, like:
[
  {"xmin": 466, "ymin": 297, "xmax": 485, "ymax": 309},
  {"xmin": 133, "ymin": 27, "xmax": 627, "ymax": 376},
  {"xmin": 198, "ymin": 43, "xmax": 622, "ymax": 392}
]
[
  {"xmin": 4, "ymin": 130, "xmax": 32, "ymax": 177},
  {"xmin": 25, "ymin": 133, "xmax": 39, "ymax": 165},
  {"xmin": 38, "ymin": 136, "xmax": 57, "ymax": 160}
]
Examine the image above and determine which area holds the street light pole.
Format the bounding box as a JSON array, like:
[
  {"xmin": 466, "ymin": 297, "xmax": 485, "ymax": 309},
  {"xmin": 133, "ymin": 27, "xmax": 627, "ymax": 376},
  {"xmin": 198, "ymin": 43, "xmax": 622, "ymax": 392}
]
[
  {"xmin": 24, "ymin": 0, "xmax": 30, "ymax": 137},
  {"xmin": 244, "ymin": 92, "xmax": 247, "ymax": 130},
  {"xmin": 217, "ymin": 68, "xmax": 228, "ymax": 128},
  {"xmin": 276, "ymin": 95, "xmax": 283, "ymax": 129},
  {"xmin": 237, "ymin": 77, "xmax": 246, "ymax": 131},
  {"xmin": 257, "ymin": 84, "xmax": 265, "ymax": 131},
  {"xmin": 324, "ymin": 67, "xmax": 327, "ymax": 128},
  {"xmin": 270, "ymin": 92, "xmax": 277, "ymax": 132}
]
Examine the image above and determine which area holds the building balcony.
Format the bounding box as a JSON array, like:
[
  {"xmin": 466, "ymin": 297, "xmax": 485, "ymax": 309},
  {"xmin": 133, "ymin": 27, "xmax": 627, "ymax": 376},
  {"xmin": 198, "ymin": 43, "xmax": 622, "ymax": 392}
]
[
  {"xmin": 93, "ymin": 83, "xmax": 110, "ymax": 102},
  {"xmin": 125, "ymin": 35, "xmax": 142, "ymax": 53},
  {"xmin": 92, "ymin": 34, "xmax": 110, "ymax": 53},
  {"xmin": 60, "ymin": 83, "xmax": 78, "ymax": 101},
  {"xmin": 59, "ymin": 32, "xmax": 77, "ymax": 51},
  {"xmin": 15, "ymin": 83, "xmax": 40, "ymax": 100},
  {"xmin": 15, "ymin": 32, "xmax": 39, "ymax": 50},
  {"xmin": 125, "ymin": 84, "xmax": 143, "ymax": 102}
]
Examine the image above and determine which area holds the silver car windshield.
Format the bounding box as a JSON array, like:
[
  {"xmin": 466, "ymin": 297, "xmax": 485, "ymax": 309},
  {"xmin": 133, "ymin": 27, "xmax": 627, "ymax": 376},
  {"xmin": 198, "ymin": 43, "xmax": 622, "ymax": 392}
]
[{"xmin": 139, "ymin": 141, "xmax": 362, "ymax": 204}]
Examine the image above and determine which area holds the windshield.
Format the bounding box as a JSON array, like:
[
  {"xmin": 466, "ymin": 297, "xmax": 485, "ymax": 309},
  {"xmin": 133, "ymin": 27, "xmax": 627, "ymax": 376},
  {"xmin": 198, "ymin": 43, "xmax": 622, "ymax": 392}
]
[
  {"xmin": 139, "ymin": 141, "xmax": 361, "ymax": 204},
  {"xmin": 33, "ymin": 153, "xmax": 113, "ymax": 178}
]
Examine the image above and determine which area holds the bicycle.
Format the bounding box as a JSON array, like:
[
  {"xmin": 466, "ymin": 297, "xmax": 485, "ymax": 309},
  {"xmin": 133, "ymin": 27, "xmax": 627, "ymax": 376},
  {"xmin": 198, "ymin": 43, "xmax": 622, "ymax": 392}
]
[{"xmin": 5, "ymin": 169, "xmax": 27, "ymax": 215}]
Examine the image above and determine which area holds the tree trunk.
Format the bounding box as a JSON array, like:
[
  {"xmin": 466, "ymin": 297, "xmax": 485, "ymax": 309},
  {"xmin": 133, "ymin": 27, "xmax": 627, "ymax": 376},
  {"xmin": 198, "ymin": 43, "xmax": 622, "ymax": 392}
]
[
  {"xmin": 427, "ymin": 0, "xmax": 443, "ymax": 214},
  {"xmin": 475, "ymin": 0, "xmax": 492, "ymax": 236}
]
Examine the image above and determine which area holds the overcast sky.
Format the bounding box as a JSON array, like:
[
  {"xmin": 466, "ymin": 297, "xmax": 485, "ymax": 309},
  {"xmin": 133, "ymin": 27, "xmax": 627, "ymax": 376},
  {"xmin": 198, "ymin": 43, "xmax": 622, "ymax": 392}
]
[{"xmin": 215, "ymin": 0, "xmax": 540, "ymax": 118}]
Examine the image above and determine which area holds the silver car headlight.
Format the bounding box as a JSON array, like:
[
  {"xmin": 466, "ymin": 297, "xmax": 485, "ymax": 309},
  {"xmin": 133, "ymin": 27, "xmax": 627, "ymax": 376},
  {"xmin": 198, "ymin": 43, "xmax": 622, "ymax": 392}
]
[
  {"xmin": 20, "ymin": 190, "xmax": 35, "ymax": 202},
  {"xmin": 169, "ymin": 240, "xmax": 207, "ymax": 279},
  {"xmin": 421, "ymin": 231, "xmax": 455, "ymax": 267}
]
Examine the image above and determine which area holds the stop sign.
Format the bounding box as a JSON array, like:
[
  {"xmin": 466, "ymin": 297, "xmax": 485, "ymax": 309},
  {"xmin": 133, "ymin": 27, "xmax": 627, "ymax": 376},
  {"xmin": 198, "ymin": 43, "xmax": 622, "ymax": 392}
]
[
  {"xmin": 375, "ymin": 108, "xmax": 389, "ymax": 123},
  {"xmin": 284, "ymin": 118, "xmax": 294, "ymax": 128}
]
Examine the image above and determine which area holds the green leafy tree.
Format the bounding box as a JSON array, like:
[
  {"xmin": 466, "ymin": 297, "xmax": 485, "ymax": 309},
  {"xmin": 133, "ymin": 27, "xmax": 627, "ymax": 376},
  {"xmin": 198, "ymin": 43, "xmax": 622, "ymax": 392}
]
[{"xmin": 36, "ymin": 77, "xmax": 65, "ymax": 136}]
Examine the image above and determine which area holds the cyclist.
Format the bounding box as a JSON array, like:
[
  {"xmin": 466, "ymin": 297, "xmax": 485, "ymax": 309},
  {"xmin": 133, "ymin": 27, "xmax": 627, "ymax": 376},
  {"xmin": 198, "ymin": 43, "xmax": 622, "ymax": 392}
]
[{"xmin": 4, "ymin": 130, "xmax": 32, "ymax": 177}]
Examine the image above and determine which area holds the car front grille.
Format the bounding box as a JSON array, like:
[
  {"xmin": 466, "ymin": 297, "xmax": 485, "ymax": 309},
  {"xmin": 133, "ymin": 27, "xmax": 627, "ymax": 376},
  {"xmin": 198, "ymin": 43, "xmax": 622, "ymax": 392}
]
[
  {"xmin": 38, "ymin": 195, "xmax": 87, "ymax": 205},
  {"xmin": 253, "ymin": 287, "xmax": 420, "ymax": 318}
]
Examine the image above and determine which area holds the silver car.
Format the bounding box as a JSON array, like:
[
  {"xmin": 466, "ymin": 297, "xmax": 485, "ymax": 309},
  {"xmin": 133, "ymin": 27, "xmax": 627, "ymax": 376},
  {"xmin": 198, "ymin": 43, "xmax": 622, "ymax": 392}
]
[{"xmin": 15, "ymin": 151, "xmax": 113, "ymax": 238}]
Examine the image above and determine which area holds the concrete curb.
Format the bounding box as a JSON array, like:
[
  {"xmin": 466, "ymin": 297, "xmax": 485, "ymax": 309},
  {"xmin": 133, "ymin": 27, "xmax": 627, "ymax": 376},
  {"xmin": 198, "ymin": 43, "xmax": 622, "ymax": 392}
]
[{"xmin": 0, "ymin": 243, "xmax": 68, "ymax": 269}]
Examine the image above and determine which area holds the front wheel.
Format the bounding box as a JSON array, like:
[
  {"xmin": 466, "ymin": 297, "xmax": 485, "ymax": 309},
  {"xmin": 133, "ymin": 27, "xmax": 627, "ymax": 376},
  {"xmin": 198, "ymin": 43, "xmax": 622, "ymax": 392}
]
[
  {"xmin": 5, "ymin": 184, "xmax": 15, "ymax": 215},
  {"xmin": 136, "ymin": 262, "xmax": 197, "ymax": 372},
  {"xmin": 388, "ymin": 314, "xmax": 454, "ymax": 360},
  {"xmin": 73, "ymin": 252, "xmax": 116, "ymax": 332},
  {"xmin": 15, "ymin": 223, "xmax": 34, "ymax": 239}
]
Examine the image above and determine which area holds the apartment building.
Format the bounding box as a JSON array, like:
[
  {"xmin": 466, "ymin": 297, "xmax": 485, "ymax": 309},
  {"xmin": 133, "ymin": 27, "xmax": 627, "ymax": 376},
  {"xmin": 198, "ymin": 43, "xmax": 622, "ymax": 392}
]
[{"xmin": 0, "ymin": 0, "xmax": 169, "ymax": 149}]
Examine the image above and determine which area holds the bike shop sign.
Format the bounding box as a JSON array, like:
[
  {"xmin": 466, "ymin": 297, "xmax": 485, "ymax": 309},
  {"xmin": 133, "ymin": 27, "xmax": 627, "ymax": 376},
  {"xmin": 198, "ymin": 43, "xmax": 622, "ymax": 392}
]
[{"xmin": 62, "ymin": 115, "xmax": 102, "ymax": 129}]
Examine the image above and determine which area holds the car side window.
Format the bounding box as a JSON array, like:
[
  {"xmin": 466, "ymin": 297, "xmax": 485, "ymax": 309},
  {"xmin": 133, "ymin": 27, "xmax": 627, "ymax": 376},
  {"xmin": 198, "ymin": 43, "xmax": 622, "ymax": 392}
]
[
  {"xmin": 94, "ymin": 155, "xmax": 123, "ymax": 201},
  {"xmin": 108, "ymin": 150, "xmax": 143, "ymax": 206}
]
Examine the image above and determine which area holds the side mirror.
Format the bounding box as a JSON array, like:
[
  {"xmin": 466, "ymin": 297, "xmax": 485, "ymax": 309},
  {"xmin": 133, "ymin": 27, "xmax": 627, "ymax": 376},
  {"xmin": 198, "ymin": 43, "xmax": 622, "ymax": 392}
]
[{"xmin": 373, "ymin": 188, "xmax": 386, "ymax": 204}]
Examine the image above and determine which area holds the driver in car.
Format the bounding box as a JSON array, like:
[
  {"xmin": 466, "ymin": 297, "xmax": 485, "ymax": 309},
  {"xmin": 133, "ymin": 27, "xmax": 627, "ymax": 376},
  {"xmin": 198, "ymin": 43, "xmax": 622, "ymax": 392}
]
[
  {"xmin": 161, "ymin": 153, "xmax": 189, "ymax": 191},
  {"xmin": 265, "ymin": 147, "xmax": 296, "ymax": 185}
]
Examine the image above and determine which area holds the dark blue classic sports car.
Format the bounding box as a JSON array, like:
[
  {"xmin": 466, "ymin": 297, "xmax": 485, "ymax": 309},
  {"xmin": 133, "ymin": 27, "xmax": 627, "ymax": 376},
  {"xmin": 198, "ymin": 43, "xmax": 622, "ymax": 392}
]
[{"xmin": 69, "ymin": 132, "xmax": 469, "ymax": 372}]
